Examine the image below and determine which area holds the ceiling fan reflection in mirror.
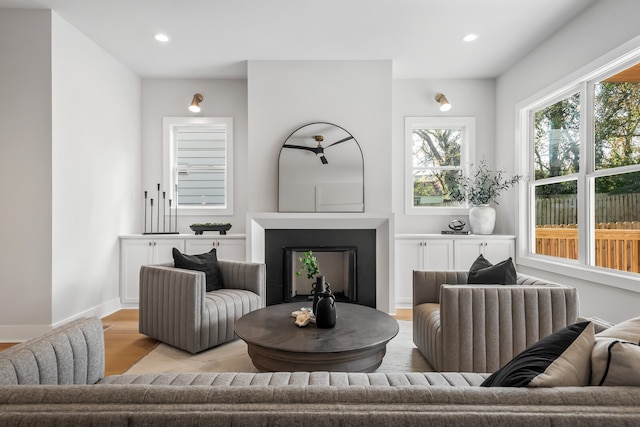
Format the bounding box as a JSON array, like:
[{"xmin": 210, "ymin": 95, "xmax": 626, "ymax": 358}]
[
  {"xmin": 278, "ymin": 122, "xmax": 364, "ymax": 213},
  {"xmin": 283, "ymin": 134, "xmax": 354, "ymax": 165}
]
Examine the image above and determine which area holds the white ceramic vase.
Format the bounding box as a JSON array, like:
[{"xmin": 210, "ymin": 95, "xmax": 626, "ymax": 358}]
[{"xmin": 469, "ymin": 205, "xmax": 496, "ymax": 235}]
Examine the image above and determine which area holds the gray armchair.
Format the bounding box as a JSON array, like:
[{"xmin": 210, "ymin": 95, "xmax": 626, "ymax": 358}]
[
  {"xmin": 139, "ymin": 259, "xmax": 266, "ymax": 354},
  {"xmin": 413, "ymin": 270, "xmax": 579, "ymax": 373}
]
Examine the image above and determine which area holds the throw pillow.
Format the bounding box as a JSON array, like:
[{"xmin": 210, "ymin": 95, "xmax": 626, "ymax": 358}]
[
  {"xmin": 172, "ymin": 248, "xmax": 223, "ymax": 292},
  {"xmin": 591, "ymin": 338, "xmax": 640, "ymax": 386},
  {"xmin": 481, "ymin": 321, "xmax": 595, "ymax": 387},
  {"xmin": 467, "ymin": 254, "xmax": 517, "ymax": 285},
  {"xmin": 596, "ymin": 316, "xmax": 640, "ymax": 343}
]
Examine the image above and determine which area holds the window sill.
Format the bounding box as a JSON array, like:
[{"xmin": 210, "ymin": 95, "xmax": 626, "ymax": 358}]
[
  {"xmin": 404, "ymin": 206, "xmax": 469, "ymax": 216},
  {"xmin": 178, "ymin": 206, "xmax": 234, "ymax": 216},
  {"xmin": 517, "ymin": 253, "xmax": 640, "ymax": 294}
]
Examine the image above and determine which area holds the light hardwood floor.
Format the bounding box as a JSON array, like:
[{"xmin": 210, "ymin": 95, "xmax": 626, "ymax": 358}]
[{"xmin": 1, "ymin": 308, "xmax": 413, "ymax": 375}]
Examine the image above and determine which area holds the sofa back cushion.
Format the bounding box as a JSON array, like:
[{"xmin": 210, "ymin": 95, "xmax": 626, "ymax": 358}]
[{"xmin": 0, "ymin": 317, "xmax": 104, "ymax": 385}]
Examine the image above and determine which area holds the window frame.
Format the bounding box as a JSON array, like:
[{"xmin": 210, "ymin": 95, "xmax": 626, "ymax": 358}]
[
  {"xmin": 162, "ymin": 116, "xmax": 234, "ymax": 216},
  {"xmin": 516, "ymin": 44, "xmax": 640, "ymax": 293},
  {"xmin": 404, "ymin": 116, "xmax": 475, "ymax": 215}
]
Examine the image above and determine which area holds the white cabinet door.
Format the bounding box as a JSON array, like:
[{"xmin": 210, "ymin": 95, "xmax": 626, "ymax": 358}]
[
  {"xmin": 154, "ymin": 240, "xmax": 182, "ymax": 264},
  {"xmin": 395, "ymin": 239, "xmax": 423, "ymax": 308},
  {"xmin": 184, "ymin": 239, "xmax": 218, "ymax": 255},
  {"xmin": 453, "ymin": 239, "xmax": 485, "ymax": 270},
  {"xmin": 120, "ymin": 240, "xmax": 154, "ymax": 305},
  {"xmin": 185, "ymin": 238, "xmax": 246, "ymax": 261},
  {"xmin": 453, "ymin": 238, "xmax": 515, "ymax": 270},
  {"xmin": 423, "ymin": 239, "xmax": 454, "ymax": 270},
  {"xmin": 120, "ymin": 238, "xmax": 184, "ymax": 305},
  {"xmin": 394, "ymin": 238, "xmax": 454, "ymax": 308},
  {"xmin": 482, "ymin": 239, "xmax": 515, "ymax": 265},
  {"xmin": 216, "ymin": 239, "xmax": 245, "ymax": 261}
]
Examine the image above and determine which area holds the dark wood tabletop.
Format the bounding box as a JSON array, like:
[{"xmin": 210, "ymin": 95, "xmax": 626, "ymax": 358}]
[{"xmin": 235, "ymin": 302, "xmax": 399, "ymax": 354}]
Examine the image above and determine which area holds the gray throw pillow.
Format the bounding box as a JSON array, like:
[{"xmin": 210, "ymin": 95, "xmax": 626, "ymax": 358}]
[
  {"xmin": 172, "ymin": 248, "xmax": 223, "ymax": 292},
  {"xmin": 468, "ymin": 254, "xmax": 517, "ymax": 285},
  {"xmin": 591, "ymin": 338, "xmax": 640, "ymax": 386}
]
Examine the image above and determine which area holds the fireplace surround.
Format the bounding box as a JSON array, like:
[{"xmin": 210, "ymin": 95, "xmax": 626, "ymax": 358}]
[{"xmin": 246, "ymin": 213, "xmax": 393, "ymax": 313}]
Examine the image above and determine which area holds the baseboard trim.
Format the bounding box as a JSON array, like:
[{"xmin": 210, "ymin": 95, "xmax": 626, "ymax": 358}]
[
  {"xmin": 53, "ymin": 298, "xmax": 122, "ymax": 329},
  {"xmin": 0, "ymin": 298, "xmax": 123, "ymax": 342}
]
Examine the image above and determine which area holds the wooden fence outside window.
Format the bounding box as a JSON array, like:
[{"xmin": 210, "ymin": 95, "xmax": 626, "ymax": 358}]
[{"xmin": 535, "ymin": 222, "xmax": 640, "ymax": 273}]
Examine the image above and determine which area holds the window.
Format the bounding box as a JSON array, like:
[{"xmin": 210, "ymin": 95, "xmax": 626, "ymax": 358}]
[
  {"xmin": 532, "ymin": 92, "xmax": 581, "ymax": 258},
  {"xmin": 404, "ymin": 117, "xmax": 475, "ymax": 214},
  {"xmin": 163, "ymin": 117, "xmax": 233, "ymax": 215},
  {"xmin": 523, "ymin": 59, "xmax": 640, "ymax": 277}
]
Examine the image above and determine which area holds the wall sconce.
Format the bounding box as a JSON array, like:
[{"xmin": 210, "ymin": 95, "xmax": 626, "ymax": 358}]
[
  {"xmin": 435, "ymin": 93, "xmax": 451, "ymax": 112},
  {"xmin": 189, "ymin": 93, "xmax": 203, "ymax": 113}
]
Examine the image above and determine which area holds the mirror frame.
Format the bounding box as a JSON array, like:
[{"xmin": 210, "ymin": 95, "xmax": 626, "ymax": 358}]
[{"xmin": 277, "ymin": 122, "xmax": 364, "ymax": 212}]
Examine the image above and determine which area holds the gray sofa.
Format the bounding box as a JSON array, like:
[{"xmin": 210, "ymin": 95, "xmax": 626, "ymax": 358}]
[{"xmin": 2, "ymin": 317, "xmax": 640, "ymax": 425}]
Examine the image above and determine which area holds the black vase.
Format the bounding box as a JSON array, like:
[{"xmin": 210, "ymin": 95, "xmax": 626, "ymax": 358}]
[
  {"xmin": 315, "ymin": 291, "xmax": 336, "ymax": 328},
  {"xmin": 312, "ymin": 276, "xmax": 329, "ymax": 314}
]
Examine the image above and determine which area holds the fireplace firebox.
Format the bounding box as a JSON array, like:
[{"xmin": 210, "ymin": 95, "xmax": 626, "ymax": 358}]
[
  {"xmin": 284, "ymin": 246, "xmax": 357, "ymax": 304},
  {"xmin": 265, "ymin": 229, "xmax": 376, "ymax": 307}
]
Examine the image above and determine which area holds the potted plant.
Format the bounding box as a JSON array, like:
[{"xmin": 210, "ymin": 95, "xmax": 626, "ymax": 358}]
[
  {"xmin": 448, "ymin": 160, "xmax": 522, "ymax": 234},
  {"xmin": 296, "ymin": 251, "xmax": 328, "ymax": 314},
  {"xmin": 296, "ymin": 250, "xmax": 320, "ymax": 280}
]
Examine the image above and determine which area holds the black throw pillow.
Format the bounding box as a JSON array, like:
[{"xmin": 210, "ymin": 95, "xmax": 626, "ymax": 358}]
[
  {"xmin": 467, "ymin": 254, "xmax": 517, "ymax": 285},
  {"xmin": 172, "ymin": 248, "xmax": 223, "ymax": 292}
]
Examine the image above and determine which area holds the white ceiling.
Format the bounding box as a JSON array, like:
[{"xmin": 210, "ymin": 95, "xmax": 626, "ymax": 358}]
[{"xmin": 0, "ymin": 0, "xmax": 597, "ymax": 79}]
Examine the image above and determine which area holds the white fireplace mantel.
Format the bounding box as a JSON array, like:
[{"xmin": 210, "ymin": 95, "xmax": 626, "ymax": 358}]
[{"xmin": 246, "ymin": 212, "xmax": 394, "ymax": 313}]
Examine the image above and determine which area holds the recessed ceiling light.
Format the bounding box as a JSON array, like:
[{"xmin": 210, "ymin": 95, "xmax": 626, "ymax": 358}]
[
  {"xmin": 462, "ymin": 34, "xmax": 478, "ymax": 42},
  {"xmin": 154, "ymin": 33, "xmax": 170, "ymax": 43}
]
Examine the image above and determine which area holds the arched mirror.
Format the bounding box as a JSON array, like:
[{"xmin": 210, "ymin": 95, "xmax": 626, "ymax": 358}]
[{"xmin": 278, "ymin": 122, "xmax": 364, "ymax": 212}]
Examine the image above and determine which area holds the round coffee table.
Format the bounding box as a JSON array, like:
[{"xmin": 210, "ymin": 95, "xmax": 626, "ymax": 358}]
[{"xmin": 234, "ymin": 302, "xmax": 399, "ymax": 372}]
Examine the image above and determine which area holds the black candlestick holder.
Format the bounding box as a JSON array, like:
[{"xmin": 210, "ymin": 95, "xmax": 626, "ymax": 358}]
[{"xmin": 143, "ymin": 183, "xmax": 179, "ymax": 235}]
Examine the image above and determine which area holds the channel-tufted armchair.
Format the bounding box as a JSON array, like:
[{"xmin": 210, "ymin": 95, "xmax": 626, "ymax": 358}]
[
  {"xmin": 413, "ymin": 270, "xmax": 579, "ymax": 373},
  {"xmin": 139, "ymin": 259, "xmax": 266, "ymax": 354}
]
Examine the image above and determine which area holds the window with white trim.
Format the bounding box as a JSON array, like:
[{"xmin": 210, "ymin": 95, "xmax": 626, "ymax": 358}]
[
  {"xmin": 404, "ymin": 116, "xmax": 475, "ymax": 214},
  {"xmin": 163, "ymin": 117, "xmax": 233, "ymax": 215},
  {"xmin": 523, "ymin": 59, "xmax": 640, "ymax": 276}
]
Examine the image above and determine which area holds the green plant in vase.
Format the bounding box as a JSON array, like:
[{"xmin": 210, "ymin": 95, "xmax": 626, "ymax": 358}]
[
  {"xmin": 296, "ymin": 250, "xmax": 320, "ymax": 279},
  {"xmin": 448, "ymin": 159, "xmax": 522, "ymax": 206},
  {"xmin": 296, "ymin": 251, "xmax": 328, "ymax": 314},
  {"xmin": 447, "ymin": 159, "xmax": 523, "ymax": 234}
]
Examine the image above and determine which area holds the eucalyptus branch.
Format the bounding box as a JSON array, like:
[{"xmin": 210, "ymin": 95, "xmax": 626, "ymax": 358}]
[{"xmin": 449, "ymin": 159, "xmax": 522, "ymax": 205}]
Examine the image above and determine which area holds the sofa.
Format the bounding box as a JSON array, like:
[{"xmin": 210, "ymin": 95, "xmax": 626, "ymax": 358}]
[
  {"xmin": 413, "ymin": 270, "xmax": 580, "ymax": 372},
  {"xmin": 2, "ymin": 317, "xmax": 640, "ymax": 425}
]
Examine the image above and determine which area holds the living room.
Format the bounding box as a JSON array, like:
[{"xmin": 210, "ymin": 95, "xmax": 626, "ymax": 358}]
[{"xmin": 1, "ymin": 0, "xmax": 640, "ymax": 342}]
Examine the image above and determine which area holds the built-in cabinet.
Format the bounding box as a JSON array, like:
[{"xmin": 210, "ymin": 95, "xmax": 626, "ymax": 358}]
[
  {"xmin": 185, "ymin": 238, "xmax": 246, "ymax": 260},
  {"xmin": 395, "ymin": 234, "xmax": 515, "ymax": 309},
  {"xmin": 453, "ymin": 238, "xmax": 515, "ymax": 270},
  {"xmin": 119, "ymin": 234, "xmax": 246, "ymax": 306}
]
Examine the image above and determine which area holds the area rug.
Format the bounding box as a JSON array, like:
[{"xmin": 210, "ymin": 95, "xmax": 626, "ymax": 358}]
[{"xmin": 124, "ymin": 320, "xmax": 432, "ymax": 374}]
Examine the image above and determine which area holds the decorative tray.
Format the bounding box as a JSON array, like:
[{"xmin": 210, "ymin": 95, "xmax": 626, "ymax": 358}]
[{"xmin": 189, "ymin": 223, "xmax": 232, "ymax": 235}]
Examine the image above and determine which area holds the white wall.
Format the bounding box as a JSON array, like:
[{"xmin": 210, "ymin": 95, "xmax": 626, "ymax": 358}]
[
  {"xmin": 0, "ymin": 10, "xmax": 53, "ymax": 339},
  {"xmin": 496, "ymin": 0, "xmax": 640, "ymax": 322},
  {"xmin": 141, "ymin": 79, "xmax": 248, "ymax": 232},
  {"xmin": 392, "ymin": 78, "xmax": 497, "ymax": 234},
  {"xmin": 247, "ymin": 61, "xmax": 393, "ymax": 214},
  {"xmin": 51, "ymin": 13, "xmax": 140, "ymax": 325}
]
